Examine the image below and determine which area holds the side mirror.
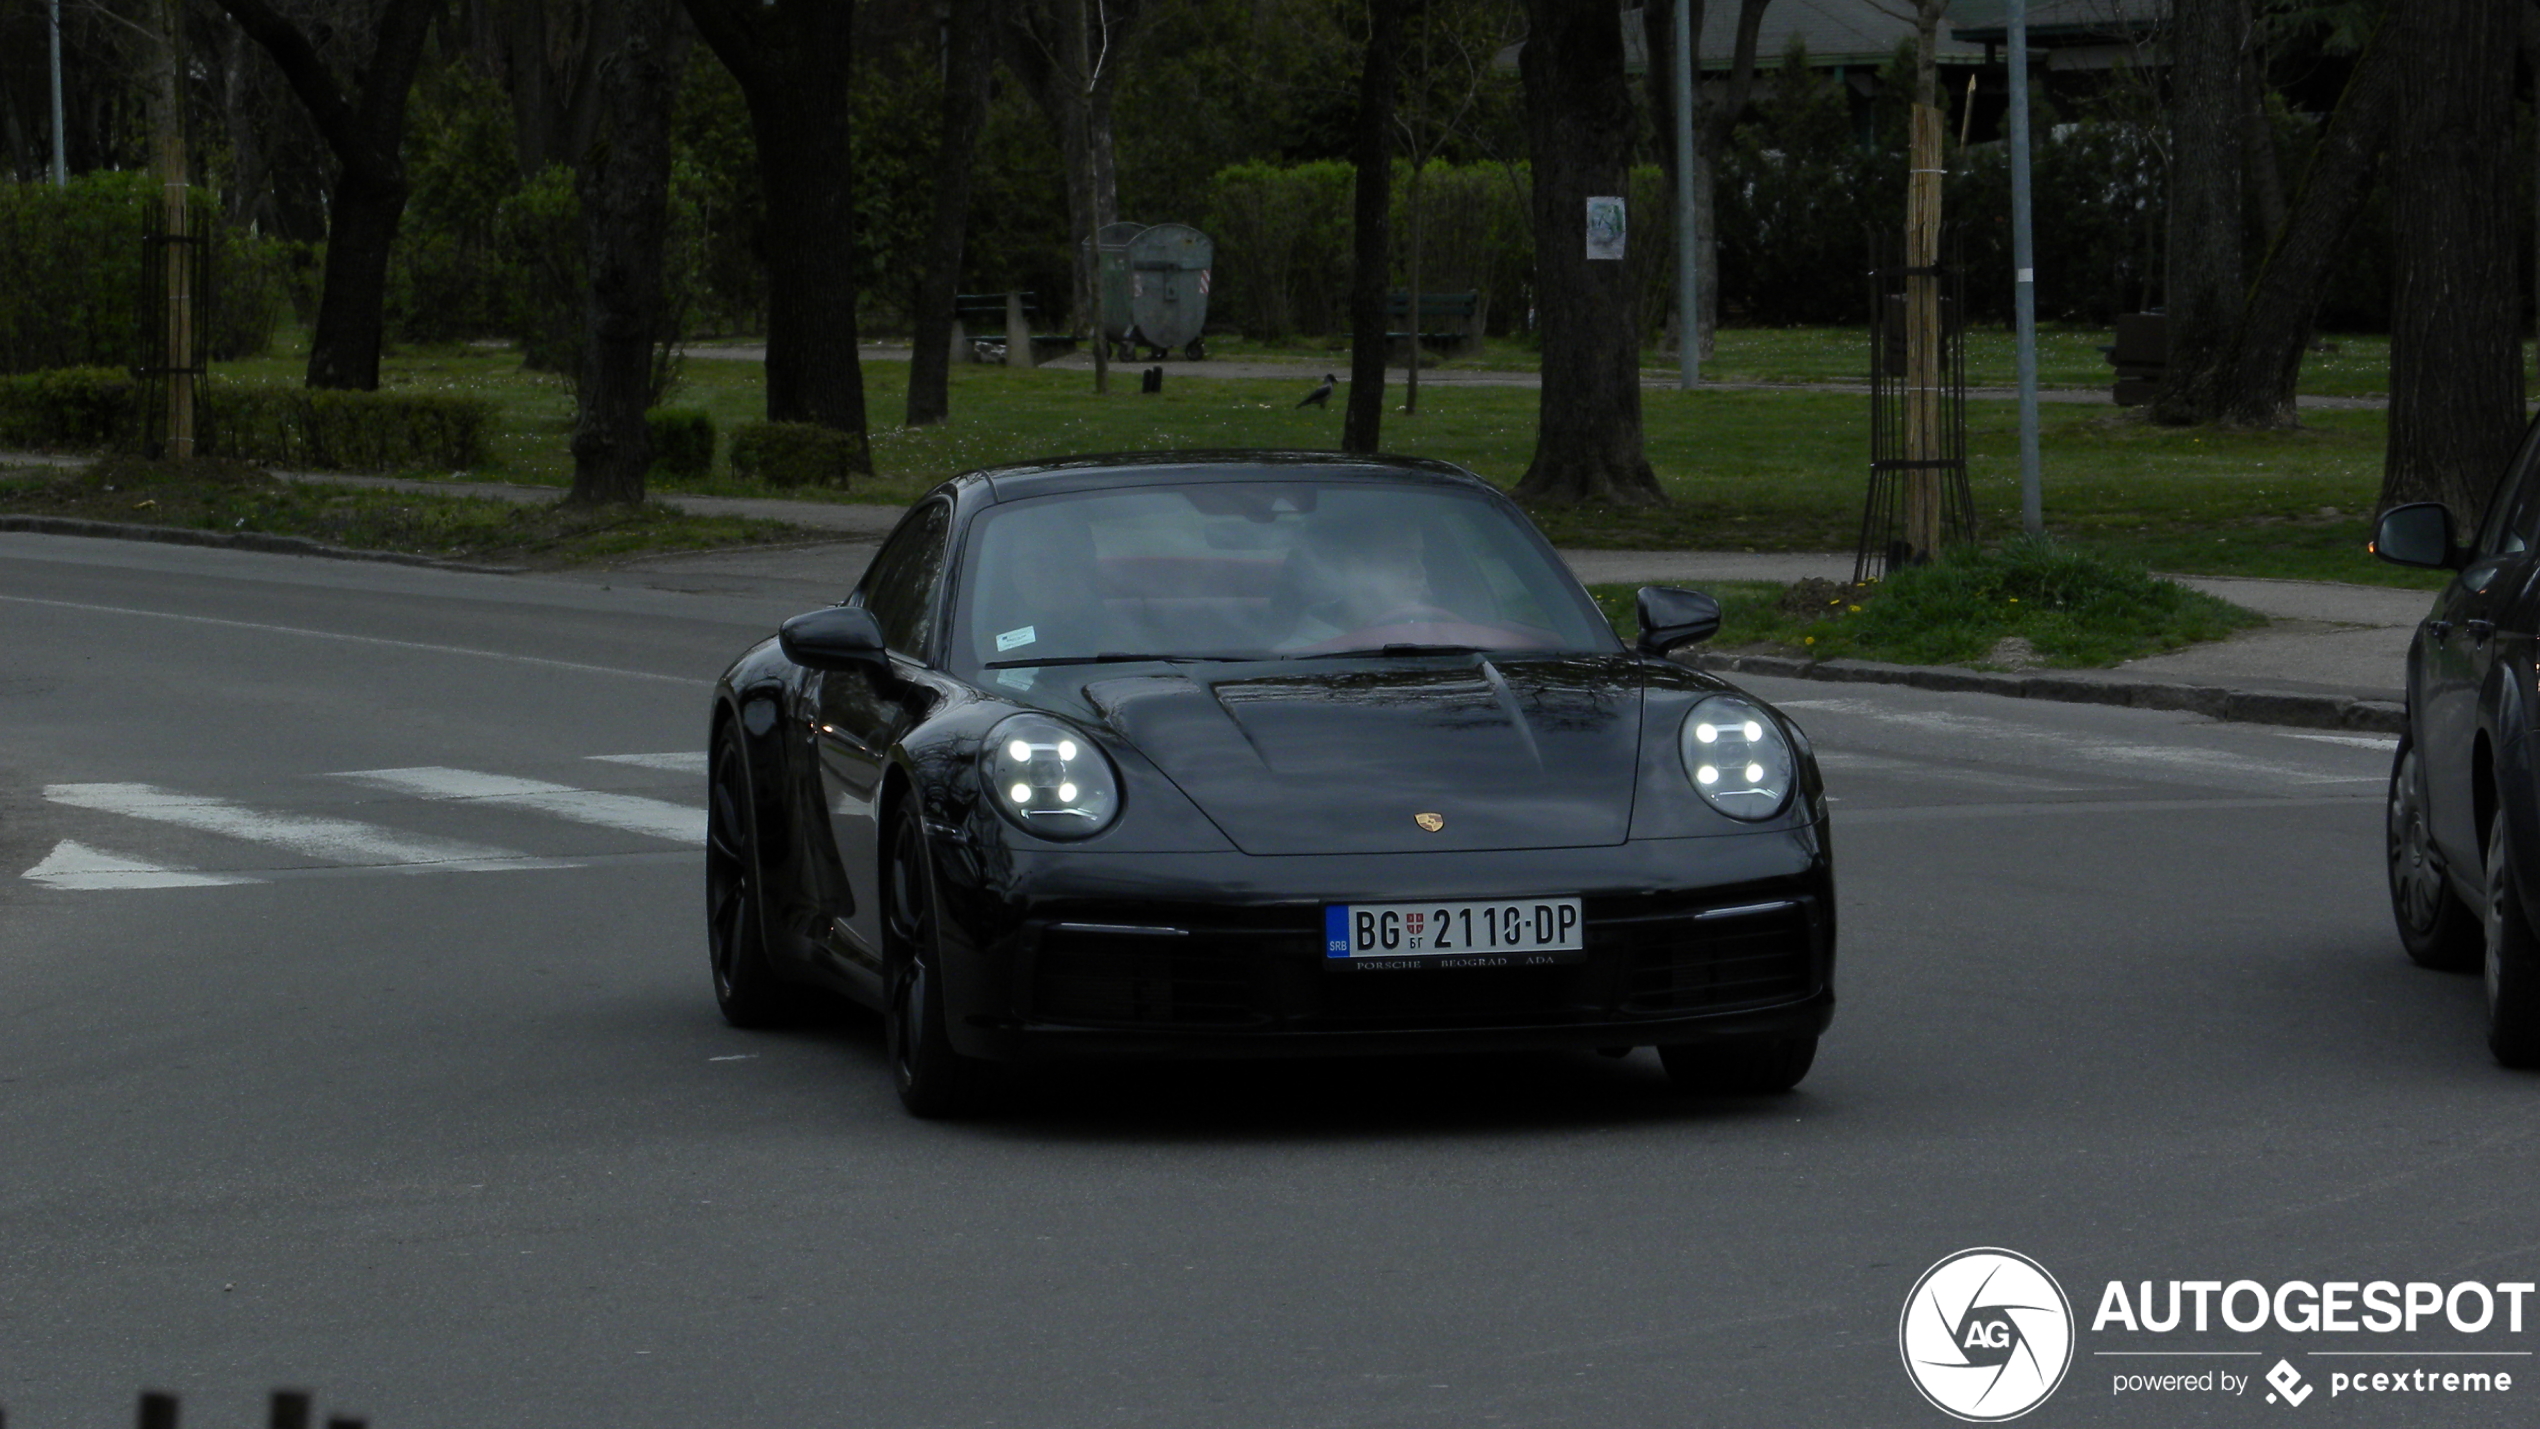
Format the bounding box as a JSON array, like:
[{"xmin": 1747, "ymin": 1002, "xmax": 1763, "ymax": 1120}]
[
  {"xmin": 779, "ymin": 605, "xmax": 889, "ymax": 671},
  {"xmin": 1635, "ymin": 586, "xmax": 1723, "ymax": 655},
  {"xmin": 2372, "ymin": 502, "xmax": 2464, "ymax": 571}
]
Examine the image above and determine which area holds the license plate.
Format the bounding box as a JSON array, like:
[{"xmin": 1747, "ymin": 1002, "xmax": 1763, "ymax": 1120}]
[{"xmin": 1323, "ymin": 898, "xmax": 1585, "ymax": 969}]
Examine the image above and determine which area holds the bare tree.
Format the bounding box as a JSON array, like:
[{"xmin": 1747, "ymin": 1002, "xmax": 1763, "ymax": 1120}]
[
  {"xmin": 906, "ymin": 0, "xmax": 1002, "ymax": 428},
  {"xmin": 567, "ymin": 0, "xmax": 689, "ymax": 505},
  {"xmin": 2150, "ymin": 0, "xmax": 2252, "ymax": 425},
  {"xmin": 2380, "ymin": 0, "xmax": 2525, "ymax": 519},
  {"xmin": 1510, "ymin": 0, "xmax": 1664, "ymax": 507},
  {"xmin": 1342, "ymin": 0, "xmax": 1405, "ymax": 455},
  {"xmin": 682, "ymin": 0, "xmax": 869, "ymax": 464},
  {"xmin": 1004, "ymin": 0, "xmax": 1147, "ymax": 391},
  {"xmin": 209, "ymin": 0, "xmax": 442, "ymax": 391}
]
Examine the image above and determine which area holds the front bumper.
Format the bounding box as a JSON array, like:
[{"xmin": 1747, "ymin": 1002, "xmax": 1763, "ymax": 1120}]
[{"xmin": 926, "ymin": 824, "xmax": 1836, "ymax": 1062}]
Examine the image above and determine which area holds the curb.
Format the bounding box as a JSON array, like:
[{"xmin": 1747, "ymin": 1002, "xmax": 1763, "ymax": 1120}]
[
  {"xmin": 0, "ymin": 514, "xmax": 528, "ymax": 575},
  {"xmin": 1689, "ymin": 651, "xmax": 2406, "ymax": 735}
]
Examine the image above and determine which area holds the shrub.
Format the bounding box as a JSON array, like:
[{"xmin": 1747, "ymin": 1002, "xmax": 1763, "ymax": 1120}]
[
  {"xmin": 0, "ymin": 173, "xmax": 285, "ymax": 373},
  {"xmin": 647, "ymin": 408, "xmax": 715, "ymax": 478},
  {"xmin": 0, "ymin": 368, "xmax": 491, "ymax": 471},
  {"xmin": 729, "ymin": 420, "xmax": 860, "ymax": 489},
  {"xmin": 0, "ymin": 367, "xmax": 138, "ymax": 448}
]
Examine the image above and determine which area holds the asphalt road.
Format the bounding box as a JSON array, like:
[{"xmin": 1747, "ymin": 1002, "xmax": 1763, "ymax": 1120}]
[{"xmin": 3, "ymin": 533, "xmax": 2531, "ymax": 1429}]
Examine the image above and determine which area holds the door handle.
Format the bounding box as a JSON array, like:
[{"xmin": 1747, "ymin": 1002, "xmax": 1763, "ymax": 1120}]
[
  {"xmin": 2428, "ymin": 620, "xmax": 2454, "ymax": 638},
  {"xmin": 2468, "ymin": 618, "xmax": 2498, "ymax": 641}
]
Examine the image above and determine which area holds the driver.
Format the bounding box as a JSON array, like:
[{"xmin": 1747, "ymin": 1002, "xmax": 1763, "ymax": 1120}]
[{"xmin": 1276, "ymin": 515, "xmax": 1440, "ymax": 649}]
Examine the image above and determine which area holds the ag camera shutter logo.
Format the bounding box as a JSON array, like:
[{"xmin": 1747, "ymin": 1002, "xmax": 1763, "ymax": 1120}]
[{"xmin": 1901, "ymin": 1248, "xmax": 2077, "ymax": 1421}]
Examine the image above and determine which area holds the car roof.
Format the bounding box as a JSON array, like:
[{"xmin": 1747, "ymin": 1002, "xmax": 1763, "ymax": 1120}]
[{"xmin": 962, "ymin": 450, "xmax": 1493, "ymax": 504}]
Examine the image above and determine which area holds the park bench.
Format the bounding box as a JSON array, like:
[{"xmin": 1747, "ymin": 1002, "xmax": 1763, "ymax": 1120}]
[
  {"xmin": 951, "ymin": 292, "xmax": 1079, "ymax": 367},
  {"xmin": 1385, "ymin": 289, "xmax": 1482, "ymax": 363}
]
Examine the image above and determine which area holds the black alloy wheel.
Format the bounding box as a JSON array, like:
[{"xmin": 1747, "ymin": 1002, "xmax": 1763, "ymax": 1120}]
[
  {"xmin": 1658, "ymin": 1035, "xmax": 1818, "ymax": 1095},
  {"xmin": 883, "ymin": 809, "xmax": 994, "ymax": 1118},
  {"xmin": 2481, "ymin": 807, "xmax": 2540, "ymax": 1068},
  {"xmin": 706, "ymin": 730, "xmax": 790, "ymax": 1028},
  {"xmin": 2389, "ymin": 736, "xmax": 2480, "ymax": 970}
]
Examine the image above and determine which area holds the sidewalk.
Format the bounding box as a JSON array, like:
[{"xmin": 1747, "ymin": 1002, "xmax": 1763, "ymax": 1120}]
[{"xmin": 2, "ymin": 458, "xmax": 2427, "ymax": 732}]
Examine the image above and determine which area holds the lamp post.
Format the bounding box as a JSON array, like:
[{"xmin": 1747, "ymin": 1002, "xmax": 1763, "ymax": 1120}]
[
  {"xmin": 2009, "ymin": 0, "xmax": 2043, "ymax": 535},
  {"xmin": 1673, "ymin": 0, "xmax": 1698, "ymax": 388}
]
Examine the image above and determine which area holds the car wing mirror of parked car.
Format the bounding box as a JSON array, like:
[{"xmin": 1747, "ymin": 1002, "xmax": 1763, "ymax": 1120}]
[
  {"xmin": 2373, "ymin": 502, "xmax": 2466, "ymax": 571},
  {"xmin": 779, "ymin": 605, "xmax": 890, "ymax": 670},
  {"xmin": 1635, "ymin": 586, "xmax": 1723, "ymax": 655}
]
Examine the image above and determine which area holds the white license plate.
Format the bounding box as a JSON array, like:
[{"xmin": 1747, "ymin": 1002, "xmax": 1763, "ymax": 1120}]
[{"xmin": 1323, "ymin": 898, "xmax": 1585, "ymax": 968}]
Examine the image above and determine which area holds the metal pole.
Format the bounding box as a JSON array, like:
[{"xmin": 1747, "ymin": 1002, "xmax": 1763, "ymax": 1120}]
[
  {"xmin": 49, "ymin": 0, "xmax": 68, "ymax": 184},
  {"xmin": 2008, "ymin": 0, "xmax": 2043, "ymax": 536},
  {"xmin": 1673, "ymin": 0, "xmax": 1698, "ymax": 387}
]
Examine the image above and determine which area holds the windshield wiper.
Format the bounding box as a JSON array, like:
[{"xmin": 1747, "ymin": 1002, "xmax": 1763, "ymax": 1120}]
[
  {"xmin": 984, "ymin": 652, "xmax": 1258, "ymax": 669},
  {"xmin": 1288, "ymin": 643, "xmax": 1485, "ymax": 660}
]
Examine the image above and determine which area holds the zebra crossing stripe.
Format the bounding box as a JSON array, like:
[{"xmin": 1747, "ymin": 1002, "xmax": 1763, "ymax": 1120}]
[
  {"xmin": 43, "ymin": 783, "xmax": 552, "ymax": 870},
  {"xmin": 332, "ymin": 767, "xmax": 706, "ymax": 845},
  {"xmin": 588, "ymin": 751, "xmax": 709, "ymax": 774},
  {"xmin": 20, "ymin": 839, "xmax": 263, "ymax": 890}
]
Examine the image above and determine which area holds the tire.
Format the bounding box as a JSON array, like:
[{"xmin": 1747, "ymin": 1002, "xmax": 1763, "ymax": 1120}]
[
  {"xmin": 2482, "ymin": 807, "xmax": 2540, "ymax": 1068},
  {"xmin": 706, "ymin": 729, "xmax": 793, "ymax": 1028},
  {"xmin": 884, "ymin": 808, "xmax": 995, "ymax": 1118},
  {"xmin": 2389, "ymin": 736, "xmax": 2480, "ymax": 970},
  {"xmin": 1658, "ymin": 1036, "xmax": 1817, "ymax": 1095}
]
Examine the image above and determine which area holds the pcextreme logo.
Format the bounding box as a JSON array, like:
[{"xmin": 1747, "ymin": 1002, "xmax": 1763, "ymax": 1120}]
[{"xmin": 1900, "ymin": 1247, "xmax": 2078, "ymax": 1422}]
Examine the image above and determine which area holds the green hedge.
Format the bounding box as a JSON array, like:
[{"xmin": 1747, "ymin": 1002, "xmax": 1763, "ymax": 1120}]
[
  {"xmin": 729, "ymin": 420, "xmax": 857, "ymax": 488},
  {"xmin": 0, "ymin": 368, "xmax": 492, "ymax": 471},
  {"xmin": 0, "ymin": 172, "xmax": 290, "ymax": 374},
  {"xmin": 646, "ymin": 408, "xmax": 714, "ymax": 478}
]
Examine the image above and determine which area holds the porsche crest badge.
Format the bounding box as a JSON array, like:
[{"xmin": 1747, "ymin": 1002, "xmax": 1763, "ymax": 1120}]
[{"xmin": 1414, "ymin": 812, "xmax": 1445, "ymax": 832}]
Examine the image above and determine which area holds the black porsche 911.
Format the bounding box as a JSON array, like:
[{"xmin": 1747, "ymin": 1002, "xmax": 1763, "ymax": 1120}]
[
  {"xmin": 2376, "ymin": 432, "xmax": 2540, "ymax": 1067},
  {"xmin": 706, "ymin": 452, "xmax": 1835, "ymax": 1115}
]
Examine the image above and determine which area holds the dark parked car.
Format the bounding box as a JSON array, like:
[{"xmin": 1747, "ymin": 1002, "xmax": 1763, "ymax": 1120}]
[
  {"xmin": 706, "ymin": 453, "xmax": 1835, "ymax": 1114},
  {"xmin": 2376, "ymin": 439, "xmax": 2540, "ymax": 1066}
]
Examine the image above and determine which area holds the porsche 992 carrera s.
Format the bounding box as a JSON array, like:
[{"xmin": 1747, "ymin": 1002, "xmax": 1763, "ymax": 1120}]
[{"xmin": 706, "ymin": 453, "xmax": 1835, "ymax": 1115}]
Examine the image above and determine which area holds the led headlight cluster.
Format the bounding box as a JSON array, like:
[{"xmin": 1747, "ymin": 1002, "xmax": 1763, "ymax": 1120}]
[
  {"xmin": 981, "ymin": 713, "xmax": 1121, "ymax": 838},
  {"xmin": 1679, "ymin": 694, "xmax": 1795, "ymax": 821}
]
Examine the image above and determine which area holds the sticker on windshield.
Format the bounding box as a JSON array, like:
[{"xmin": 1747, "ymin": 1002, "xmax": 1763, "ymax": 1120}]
[
  {"xmin": 997, "ymin": 667, "xmax": 1035, "ymax": 691},
  {"xmin": 996, "ymin": 625, "xmax": 1037, "ymax": 652}
]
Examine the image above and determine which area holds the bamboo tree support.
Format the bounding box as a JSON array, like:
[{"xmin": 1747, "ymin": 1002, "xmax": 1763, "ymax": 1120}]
[
  {"xmin": 1902, "ymin": 101, "xmax": 1945, "ymax": 562},
  {"xmin": 154, "ymin": 0, "xmax": 194, "ymax": 461}
]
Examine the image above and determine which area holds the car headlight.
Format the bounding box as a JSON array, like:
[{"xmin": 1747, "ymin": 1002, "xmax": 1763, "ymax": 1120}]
[
  {"xmin": 981, "ymin": 713, "xmax": 1121, "ymax": 838},
  {"xmin": 1680, "ymin": 695, "xmax": 1795, "ymax": 821}
]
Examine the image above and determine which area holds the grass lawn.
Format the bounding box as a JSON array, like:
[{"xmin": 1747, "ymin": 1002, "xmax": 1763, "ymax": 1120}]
[
  {"xmin": 195, "ymin": 330, "xmax": 2447, "ymax": 590},
  {"xmin": 0, "ymin": 454, "xmax": 815, "ymax": 566},
  {"xmin": 1207, "ymin": 326, "xmax": 2495, "ymax": 398}
]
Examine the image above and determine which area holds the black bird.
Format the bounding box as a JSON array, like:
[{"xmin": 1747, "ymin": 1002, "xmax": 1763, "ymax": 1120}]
[{"xmin": 1298, "ymin": 373, "xmax": 1337, "ymax": 408}]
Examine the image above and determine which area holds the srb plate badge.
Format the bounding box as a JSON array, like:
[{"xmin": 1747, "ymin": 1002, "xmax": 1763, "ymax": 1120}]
[{"xmin": 1323, "ymin": 898, "xmax": 1586, "ymax": 970}]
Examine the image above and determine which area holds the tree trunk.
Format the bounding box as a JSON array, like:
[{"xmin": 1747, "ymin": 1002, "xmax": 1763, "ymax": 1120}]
[
  {"xmin": 905, "ymin": 0, "xmax": 999, "ymax": 429},
  {"xmin": 1003, "ymin": 0, "xmax": 1143, "ymax": 338},
  {"xmin": 685, "ymin": 0, "xmax": 870, "ymax": 465},
  {"xmin": 1511, "ymin": 0, "xmax": 1663, "ymax": 508},
  {"xmin": 568, "ymin": 0, "xmax": 688, "ymax": 506},
  {"xmin": 2168, "ymin": 14, "xmax": 2399, "ymax": 428},
  {"xmin": 212, "ymin": 0, "xmax": 440, "ymax": 392},
  {"xmin": 2381, "ymin": 0, "xmax": 2525, "ymax": 519},
  {"xmin": 501, "ymin": 0, "xmax": 623, "ymax": 178},
  {"xmin": 2151, "ymin": 0, "xmax": 2249, "ymax": 425},
  {"xmin": 1343, "ymin": 0, "xmax": 1404, "ymax": 455}
]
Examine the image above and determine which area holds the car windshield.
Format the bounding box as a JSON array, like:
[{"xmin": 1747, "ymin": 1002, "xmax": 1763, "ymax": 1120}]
[{"xmin": 954, "ymin": 478, "xmax": 1617, "ymax": 670}]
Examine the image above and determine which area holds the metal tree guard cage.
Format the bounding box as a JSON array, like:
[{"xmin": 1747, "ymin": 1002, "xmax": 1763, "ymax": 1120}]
[
  {"xmin": 137, "ymin": 193, "xmax": 213, "ymax": 460},
  {"xmin": 1859, "ymin": 230, "xmax": 1975, "ymax": 584}
]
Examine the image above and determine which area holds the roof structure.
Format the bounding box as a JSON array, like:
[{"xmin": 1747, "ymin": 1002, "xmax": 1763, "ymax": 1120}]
[
  {"xmin": 1946, "ymin": 0, "xmax": 2167, "ymax": 46},
  {"xmin": 1505, "ymin": 4, "xmax": 1985, "ymax": 77}
]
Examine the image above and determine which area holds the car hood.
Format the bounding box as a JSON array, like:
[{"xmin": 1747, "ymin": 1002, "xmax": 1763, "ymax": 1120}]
[{"xmin": 1080, "ymin": 655, "xmax": 1643, "ymax": 855}]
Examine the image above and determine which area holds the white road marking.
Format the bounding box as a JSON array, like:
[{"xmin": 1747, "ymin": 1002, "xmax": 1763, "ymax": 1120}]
[
  {"xmin": 43, "ymin": 783, "xmax": 555, "ymax": 871},
  {"xmin": 588, "ymin": 751, "xmax": 710, "ymax": 774},
  {"xmin": 2274, "ymin": 732, "xmax": 2400, "ymax": 751},
  {"xmin": 19, "ymin": 839, "xmax": 263, "ymax": 890},
  {"xmin": 333, "ymin": 767, "xmax": 706, "ymax": 845},
  {"xmin": 0, "ymin": 593, "xmax": 700, "ymax": 686}
]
